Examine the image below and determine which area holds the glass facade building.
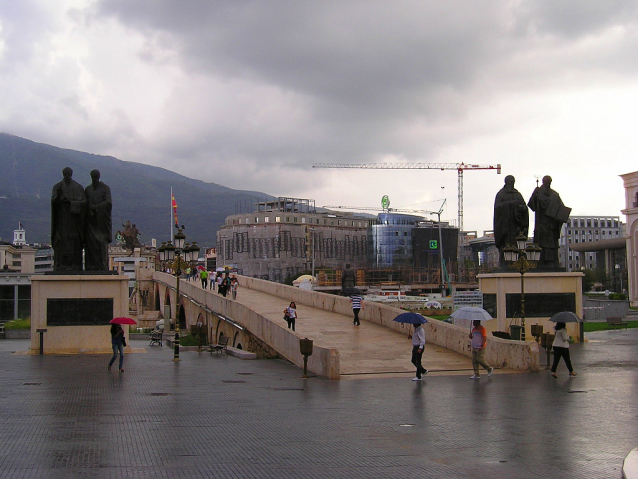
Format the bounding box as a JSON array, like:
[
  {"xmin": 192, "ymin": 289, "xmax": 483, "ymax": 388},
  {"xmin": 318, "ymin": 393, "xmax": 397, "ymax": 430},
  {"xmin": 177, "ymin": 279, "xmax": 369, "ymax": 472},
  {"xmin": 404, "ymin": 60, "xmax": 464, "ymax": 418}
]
[{"xmin": 369, "ymin": 213, "xmax": 425, "ymax": 268}]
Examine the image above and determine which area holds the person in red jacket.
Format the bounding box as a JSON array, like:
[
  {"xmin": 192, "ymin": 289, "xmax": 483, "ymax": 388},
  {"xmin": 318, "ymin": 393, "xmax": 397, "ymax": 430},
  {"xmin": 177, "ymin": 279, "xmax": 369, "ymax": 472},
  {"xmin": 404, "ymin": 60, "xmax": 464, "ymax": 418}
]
[{"xmin": 468, "ymin": 320, "xmax": 494, "ymax": 379}]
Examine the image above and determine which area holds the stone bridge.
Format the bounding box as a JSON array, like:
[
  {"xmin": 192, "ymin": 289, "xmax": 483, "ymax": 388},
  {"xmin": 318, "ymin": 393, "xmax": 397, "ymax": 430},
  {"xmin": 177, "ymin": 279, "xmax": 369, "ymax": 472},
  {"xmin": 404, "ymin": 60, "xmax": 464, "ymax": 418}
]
[{"xmin": 150, "ymin": 272, "xmax": 539, "ymax": 379}]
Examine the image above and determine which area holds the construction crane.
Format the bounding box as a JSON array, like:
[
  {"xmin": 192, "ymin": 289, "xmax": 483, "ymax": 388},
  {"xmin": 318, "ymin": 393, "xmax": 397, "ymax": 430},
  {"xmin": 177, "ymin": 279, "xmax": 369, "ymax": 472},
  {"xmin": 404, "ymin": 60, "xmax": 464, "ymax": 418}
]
[
  {"xmin": 313, "ymin": 162, "xmax": 501, "ymax": 232},
  {"xmin": 324, "ymin": 200, "xmax": 450, "ymax": 296}
]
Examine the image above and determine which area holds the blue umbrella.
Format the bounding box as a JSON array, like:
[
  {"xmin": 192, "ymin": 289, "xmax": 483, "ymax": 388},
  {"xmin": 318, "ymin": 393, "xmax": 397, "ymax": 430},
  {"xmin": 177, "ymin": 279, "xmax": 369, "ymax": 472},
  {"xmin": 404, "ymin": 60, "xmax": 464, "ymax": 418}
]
[{"xmin": 393, "ymin": 312, "xmax": 428, "ymax": 325}]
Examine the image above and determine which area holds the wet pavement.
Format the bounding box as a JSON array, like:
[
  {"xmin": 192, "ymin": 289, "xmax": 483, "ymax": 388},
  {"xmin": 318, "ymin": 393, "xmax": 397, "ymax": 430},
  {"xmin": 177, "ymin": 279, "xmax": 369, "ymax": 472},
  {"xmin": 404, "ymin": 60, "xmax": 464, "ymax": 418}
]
[{"xmin": 0, "ymin": 328, "xmax": 637, "ymax": 478}]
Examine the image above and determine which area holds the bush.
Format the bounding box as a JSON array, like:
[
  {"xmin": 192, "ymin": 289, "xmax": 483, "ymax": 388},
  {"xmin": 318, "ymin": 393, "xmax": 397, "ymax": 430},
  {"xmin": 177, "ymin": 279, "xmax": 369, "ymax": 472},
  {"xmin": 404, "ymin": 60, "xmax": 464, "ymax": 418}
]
[
  {"xmin": 4, "ymin": 318, "xmax": 31, "ymax": 330},
  {"xmin": 608, "ymin": 293, "xmax": 627, "ymax": 300},
  {"xmin": 178, "ymin": 334, "xmax": 208, "ymax": 347}
]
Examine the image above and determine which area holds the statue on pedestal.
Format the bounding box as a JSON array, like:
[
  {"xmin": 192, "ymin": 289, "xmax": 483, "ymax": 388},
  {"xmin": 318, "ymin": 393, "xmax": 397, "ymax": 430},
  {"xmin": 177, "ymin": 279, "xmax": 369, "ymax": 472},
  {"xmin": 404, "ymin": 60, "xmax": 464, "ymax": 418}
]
[
  {"xmin": 493, "ymin": 175, "xmax": 529, "ymax": 269},
  {"xmin": 528, "ymin": 176, "xmax": 571, "ymax": 270},
  {"xmin": 341, "ymin": 264, "xmax": 356, "ymax": 294},
  {"xmin": 51, "ymin": 167, "xmax": 87, "ymax": 271},
  {"xmin": 84, "ymin": 170, "xmax": 112, "ymax": 271}
]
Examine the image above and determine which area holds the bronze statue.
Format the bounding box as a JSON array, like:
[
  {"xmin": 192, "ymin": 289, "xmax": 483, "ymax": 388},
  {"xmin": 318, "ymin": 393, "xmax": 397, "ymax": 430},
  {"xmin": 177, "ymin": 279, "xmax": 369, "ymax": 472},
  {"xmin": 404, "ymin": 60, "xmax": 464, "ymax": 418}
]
[
  {"xmin": 84, "ymin": 170, "xmax": 112, "ymax": 271},
  {"xmin": 116, "ymin": 220, "xmax": 142, "ymax": 253},
  {"xmin": 493, "ymin": 175, "xmax": 529, "ymax": 268},
  {"xmin": 341, "ymin": 263, "xmax": 356, "ymax": 293},
  {"xmin": 51, "ymin": 167, "xmax": 87, "ymax": 271},
  {"xmin": 528, "ymin": 176, "xmax": 571, "ymax": 270}
]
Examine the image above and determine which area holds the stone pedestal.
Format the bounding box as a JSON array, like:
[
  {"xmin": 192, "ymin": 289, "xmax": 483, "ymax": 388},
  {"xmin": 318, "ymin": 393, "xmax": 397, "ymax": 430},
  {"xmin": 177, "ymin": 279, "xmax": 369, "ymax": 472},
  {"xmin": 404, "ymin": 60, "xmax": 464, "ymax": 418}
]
[
  {"xmin": 30, "ymin": 274, "xmax": 129, "ymax": 354},
  {"xmin": 478, "ymin": 272, "xmax": 584, "ymax": 342}
]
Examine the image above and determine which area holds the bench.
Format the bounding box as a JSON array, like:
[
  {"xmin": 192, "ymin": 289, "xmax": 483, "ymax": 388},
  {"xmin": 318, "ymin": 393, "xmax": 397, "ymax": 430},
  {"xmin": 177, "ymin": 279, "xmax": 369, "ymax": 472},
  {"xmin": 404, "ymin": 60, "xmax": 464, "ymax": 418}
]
[
  {"xmin": 149, "ymin": 329, "xmax": 163, "ymax": 346},
  {"xmin": 607, "ymin": 317, "xmax": 629, "ymax": 330},
  {"xmin": 209, "ymin": 335, "xmax": 229, "ymax": 355}
]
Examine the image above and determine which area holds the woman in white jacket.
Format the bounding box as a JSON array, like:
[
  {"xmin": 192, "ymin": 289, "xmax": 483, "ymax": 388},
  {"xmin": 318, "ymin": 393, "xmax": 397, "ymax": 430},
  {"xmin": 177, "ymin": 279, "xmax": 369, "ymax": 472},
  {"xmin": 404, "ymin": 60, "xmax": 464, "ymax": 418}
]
[{"xmin": 551, "ymin": 322, "xmax": 577, "ymax": 378}]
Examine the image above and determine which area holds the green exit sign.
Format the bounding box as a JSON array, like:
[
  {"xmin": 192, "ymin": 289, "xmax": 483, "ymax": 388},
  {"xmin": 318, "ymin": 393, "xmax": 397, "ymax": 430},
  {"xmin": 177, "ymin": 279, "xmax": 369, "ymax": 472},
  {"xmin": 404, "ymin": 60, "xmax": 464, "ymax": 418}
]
[{"xmin": 429, "ymin": 240, "xmax": 438, "ymax": 249}]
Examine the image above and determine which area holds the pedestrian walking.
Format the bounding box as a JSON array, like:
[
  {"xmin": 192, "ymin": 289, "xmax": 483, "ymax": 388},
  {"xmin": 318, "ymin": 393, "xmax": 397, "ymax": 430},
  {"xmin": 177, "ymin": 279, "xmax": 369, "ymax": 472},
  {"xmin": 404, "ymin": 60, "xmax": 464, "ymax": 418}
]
[
  {"xmin": 186, "ymin": 267, "xmax": 191, "ymax": 281},
  {"xmin": 284, "ymin": 302, "xmax": 297, "ymax": 331},
  {"xmin": 551, "ymin": 322, "xmax": 576, "ymax": 378},
  {"xmin": 411, "ymin": 323, "xmax": 428, "ymax": 381},
  {"xmin": 220, "ymin": 275, "xmax": 230, "ymax": 297},
  {"xmin": 230, "ymin": 277, "xmax": 238, "ymax": 300},
  {"xmin": 469, "ymin": 320, "xmax": 493, "ymax": 379},
  {"xmin": 350, "ymin": 294, "xmax": 363, "ymax": 326},
  {"xmin": 217, "ymin": 273, "xmax": 223, "ymax": 294},
  {"xmin": 210, "ymin": 271, "xmax": 215, "ymax": 290},
  {"xmin": 108, "ymin": 324, "xmax": 125, "ymax": 373},
  {"xmin": 200, "ymin": 269, "xmax": 208, "ymax": 289}
]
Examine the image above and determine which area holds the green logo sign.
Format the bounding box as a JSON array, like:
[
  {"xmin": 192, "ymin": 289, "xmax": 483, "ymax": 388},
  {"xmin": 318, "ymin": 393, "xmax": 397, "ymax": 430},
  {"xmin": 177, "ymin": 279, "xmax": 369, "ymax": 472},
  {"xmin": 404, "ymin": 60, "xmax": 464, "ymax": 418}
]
[
  {"xmin": 429, "ymin": 240, "xmax": 438, "ymax": 249},
  {"xmin": 381, "ymin": 195, "xmax": 390, "ymax": 210}
]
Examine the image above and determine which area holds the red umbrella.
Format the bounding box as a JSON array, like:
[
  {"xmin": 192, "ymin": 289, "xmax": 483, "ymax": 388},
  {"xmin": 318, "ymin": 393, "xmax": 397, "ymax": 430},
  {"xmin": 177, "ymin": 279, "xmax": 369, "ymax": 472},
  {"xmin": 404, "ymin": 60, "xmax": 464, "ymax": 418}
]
[{"xmin": 110, "ymin": 317, "xmax": 137, "ymax": 325}]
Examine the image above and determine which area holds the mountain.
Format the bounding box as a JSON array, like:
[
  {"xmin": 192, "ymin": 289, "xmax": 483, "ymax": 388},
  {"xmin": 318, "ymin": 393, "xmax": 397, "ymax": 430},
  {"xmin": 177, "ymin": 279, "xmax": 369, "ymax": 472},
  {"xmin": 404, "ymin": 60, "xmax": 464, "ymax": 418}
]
[{"xmin": 0, "ymin": 133, "xmax": 274, "ymax": 247}]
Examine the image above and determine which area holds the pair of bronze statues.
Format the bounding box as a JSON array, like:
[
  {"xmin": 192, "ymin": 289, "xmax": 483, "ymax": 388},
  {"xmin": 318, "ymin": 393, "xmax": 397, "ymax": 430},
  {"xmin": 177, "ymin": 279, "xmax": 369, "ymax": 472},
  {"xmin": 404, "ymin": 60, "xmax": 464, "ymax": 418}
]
[
  {"xmin": 51, "ymin": 167, "xmax": 112, "ymax": 272},
  {"xmin": 494, "ymin": 175, "xmax": 571, "ymax": 270}
]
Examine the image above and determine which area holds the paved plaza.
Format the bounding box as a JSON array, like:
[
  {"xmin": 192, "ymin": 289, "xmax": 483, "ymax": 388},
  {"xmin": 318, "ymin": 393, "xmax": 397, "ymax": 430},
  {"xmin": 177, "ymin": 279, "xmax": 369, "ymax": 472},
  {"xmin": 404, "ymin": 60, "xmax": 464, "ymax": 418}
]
[{"xmin": 0, "ymin": 328, "xmax": 637, "ymax": 479}]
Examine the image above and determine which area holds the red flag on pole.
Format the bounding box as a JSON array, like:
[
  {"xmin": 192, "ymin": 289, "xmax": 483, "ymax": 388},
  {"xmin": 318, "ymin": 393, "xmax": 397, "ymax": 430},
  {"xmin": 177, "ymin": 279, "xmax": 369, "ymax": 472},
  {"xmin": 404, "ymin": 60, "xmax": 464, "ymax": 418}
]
[{"xmin": 171, "ymin": 193, "xmax": 178, "ymax": 227}]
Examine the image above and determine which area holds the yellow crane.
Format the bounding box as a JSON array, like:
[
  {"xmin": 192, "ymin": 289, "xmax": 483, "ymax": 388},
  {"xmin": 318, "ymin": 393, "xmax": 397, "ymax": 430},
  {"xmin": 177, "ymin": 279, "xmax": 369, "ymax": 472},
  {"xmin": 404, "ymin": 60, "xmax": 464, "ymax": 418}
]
[{"xmin": 313, "ymin": 162, "xmax": 501, "ymax": 232}]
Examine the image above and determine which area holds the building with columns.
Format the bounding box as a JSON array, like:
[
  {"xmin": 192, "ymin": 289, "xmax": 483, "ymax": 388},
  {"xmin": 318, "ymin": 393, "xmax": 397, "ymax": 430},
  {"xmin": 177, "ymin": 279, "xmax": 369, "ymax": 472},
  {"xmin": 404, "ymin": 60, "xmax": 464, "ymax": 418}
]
[{"xmin": 621, "ymin": 171, "xmax": 638, "ymax": 306}]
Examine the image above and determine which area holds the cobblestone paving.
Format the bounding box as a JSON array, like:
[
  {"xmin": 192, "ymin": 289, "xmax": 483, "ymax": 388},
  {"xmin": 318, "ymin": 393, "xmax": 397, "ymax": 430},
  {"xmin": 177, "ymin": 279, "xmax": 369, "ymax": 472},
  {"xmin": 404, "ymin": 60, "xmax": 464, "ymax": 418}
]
[{"xmin": 0, "ymin": 328, "xmax": 636, "ymax": 478}]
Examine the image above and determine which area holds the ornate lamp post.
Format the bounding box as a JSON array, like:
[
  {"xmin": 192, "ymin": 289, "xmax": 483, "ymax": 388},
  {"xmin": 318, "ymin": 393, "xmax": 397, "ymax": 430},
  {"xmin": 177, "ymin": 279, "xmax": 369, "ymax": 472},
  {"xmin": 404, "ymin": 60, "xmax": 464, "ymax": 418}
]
[
  {"xmin": 157, "ymin": 228, "xmax": 198, "ymax": 361},
  {"xmin": 503, "ymin": 234, "xmax": 542, "ymax": 341}
]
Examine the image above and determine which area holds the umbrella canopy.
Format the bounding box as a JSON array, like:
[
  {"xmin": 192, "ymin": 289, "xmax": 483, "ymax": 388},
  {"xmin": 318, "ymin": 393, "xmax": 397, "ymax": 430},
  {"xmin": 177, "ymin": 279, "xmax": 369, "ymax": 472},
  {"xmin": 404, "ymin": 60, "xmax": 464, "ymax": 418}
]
[
  {"xmin": 450, "ymin": 307, "xmax": 493, "ymax": 322},
  {"xmin": 344, "ymin": 287, "xmax": 363, "ymax": 296},
  {"xmin": 110, "ymin": 317, "xmax": 137, "ymax": 325},
  {"xmin": 293, "ymin": 274, "xmax": 317, "ymax": 284},
  {"xmin": 393, "ymin": 312, "xmax": 428, "ymax": 325},
  {"xmin": 548, "ymin": 311, "xmax": 581, "ymax": 323},
  {"xmin": 425, "ymin": 301, "xmax": 442, "ymax": 309},
  {"xmin": 215, "ymin": 267, "xmax": 225, "ymax": 272}
]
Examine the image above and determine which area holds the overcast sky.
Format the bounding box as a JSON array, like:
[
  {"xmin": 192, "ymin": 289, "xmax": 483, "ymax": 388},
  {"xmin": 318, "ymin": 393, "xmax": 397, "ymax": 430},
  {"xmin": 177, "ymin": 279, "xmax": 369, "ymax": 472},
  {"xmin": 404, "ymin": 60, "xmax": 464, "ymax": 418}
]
[{"xmin": 1, "ymin": 1, "xmax": 635, "ymax": 234}]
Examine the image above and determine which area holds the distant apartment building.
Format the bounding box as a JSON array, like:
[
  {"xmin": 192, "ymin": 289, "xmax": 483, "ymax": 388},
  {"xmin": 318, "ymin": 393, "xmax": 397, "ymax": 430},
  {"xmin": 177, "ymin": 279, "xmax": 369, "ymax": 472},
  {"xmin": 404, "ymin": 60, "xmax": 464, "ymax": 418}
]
[
  {"xmin": 35, "ymin": 247, "xmax": 54, "ymax": 272},
  {"xmin": 560, "ymin": 216, "xmax": 624, "ymax": 271},
  {"xmin": 216, "ymin": 198, "xmax": 372, "ymax": 281},
  {"xmin": 0, "ymin": 226, "xmax": 38, "ymax": 321}
]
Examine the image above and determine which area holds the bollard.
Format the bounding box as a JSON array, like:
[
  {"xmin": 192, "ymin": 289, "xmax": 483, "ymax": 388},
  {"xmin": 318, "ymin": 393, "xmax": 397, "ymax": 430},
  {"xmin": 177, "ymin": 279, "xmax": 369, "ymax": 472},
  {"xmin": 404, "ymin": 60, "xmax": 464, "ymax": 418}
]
[
  {"xmin": 36, "ymin": 328, "xmax": 47, "ymax": 355},
  {"xmin": 299, "ymin": 338, "xmax": 313, "ymax": 378}
]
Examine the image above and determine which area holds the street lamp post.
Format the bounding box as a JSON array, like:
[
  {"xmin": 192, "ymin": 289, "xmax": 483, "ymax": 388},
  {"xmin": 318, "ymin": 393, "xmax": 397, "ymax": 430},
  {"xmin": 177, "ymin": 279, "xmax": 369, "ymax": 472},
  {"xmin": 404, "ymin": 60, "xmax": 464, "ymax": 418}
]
[
  {"xmin": 503, "ymin": 234, "xmax": 541, "ymax": 342},
  {"xmin": 310, "ymin": 227, "xmax": 316, "ymax": 281},
  {"xmin": 158, "ymin": 228, "xmax": 198, "ymax": 361}
]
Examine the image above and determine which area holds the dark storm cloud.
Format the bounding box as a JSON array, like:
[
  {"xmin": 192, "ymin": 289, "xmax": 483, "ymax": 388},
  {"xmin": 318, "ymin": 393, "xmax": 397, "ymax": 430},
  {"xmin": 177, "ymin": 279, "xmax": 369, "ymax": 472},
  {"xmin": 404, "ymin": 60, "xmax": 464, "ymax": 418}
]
[
  {"xmin": 95, "ymin": 1, "xmax": 505, "ymax": 119},
  {"xmin": 92, "ymin": 0, "xmax": 638, "ymax": 171}
]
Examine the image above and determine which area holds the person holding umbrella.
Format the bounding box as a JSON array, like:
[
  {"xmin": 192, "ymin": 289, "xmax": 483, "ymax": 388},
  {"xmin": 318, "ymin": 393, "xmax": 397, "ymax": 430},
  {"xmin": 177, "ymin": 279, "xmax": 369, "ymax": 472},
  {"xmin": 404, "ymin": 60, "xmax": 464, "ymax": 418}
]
[
  {"xmin": 108, "ymin": 317, "xmax": 135, "ymax": 372},
  {"xmin": 469, "ymin": 320, "xmax": 494, "ymax": 379},
  {"xmin": 411, "ymin": 322, "xmax": 428, "ymax": 381},
  {"xmin": 108, "ymin": 323, "xmax": 125, "ymax": 372},
  {"xmin": 392, "ymin": 312, "xmax": 429, "ymax": 381},
  {"xmin": 551, "ymin": 322, "xmax": 576, "ymax": 378}
]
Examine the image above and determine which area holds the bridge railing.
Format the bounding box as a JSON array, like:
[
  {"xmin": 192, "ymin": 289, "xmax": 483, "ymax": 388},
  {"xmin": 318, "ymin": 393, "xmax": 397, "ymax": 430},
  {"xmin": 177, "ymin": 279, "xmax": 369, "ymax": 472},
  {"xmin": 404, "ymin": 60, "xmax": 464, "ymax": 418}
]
[
  {"xmin": 154, "ymin": 272, "xmax": 340, "ymax": 379},
  {"xmin": 238, "ymin": 275, "xmax": 539, "ymax": 372}
]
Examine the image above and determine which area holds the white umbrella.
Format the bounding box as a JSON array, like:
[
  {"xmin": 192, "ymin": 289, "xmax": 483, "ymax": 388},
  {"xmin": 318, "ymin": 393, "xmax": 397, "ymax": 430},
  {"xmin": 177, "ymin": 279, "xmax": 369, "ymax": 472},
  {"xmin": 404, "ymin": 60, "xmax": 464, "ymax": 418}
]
[
  {"xmin": 425, "ymin": 301, "xmax": 442, "ymax": 309},
  {"xmin": 450, "ymin": 307, "xmax": 493, "ymax": 322}
]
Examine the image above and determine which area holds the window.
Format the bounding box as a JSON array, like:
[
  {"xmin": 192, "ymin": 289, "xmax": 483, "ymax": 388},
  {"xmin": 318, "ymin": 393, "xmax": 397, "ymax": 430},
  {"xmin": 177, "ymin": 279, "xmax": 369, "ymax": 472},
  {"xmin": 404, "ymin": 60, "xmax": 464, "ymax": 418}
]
[
  {"xmin": 276, "ymin": 217, "xmax": 281, "ymax": 223},
  {"xmin": 265, "ymin": 217, "xmax": 269, "ymax": 223}
]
